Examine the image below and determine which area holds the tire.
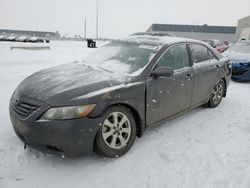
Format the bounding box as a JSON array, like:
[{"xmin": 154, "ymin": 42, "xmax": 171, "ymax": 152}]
[
  {"xmin": 95, "ymin": 106, "xmax": 137, "ymax": 158},
  {"xmin": 208, "ymin": 80, "xmax": 225, "ymax": 108}
]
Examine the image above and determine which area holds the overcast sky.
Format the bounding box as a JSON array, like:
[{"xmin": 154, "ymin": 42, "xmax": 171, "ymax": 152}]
[{"xmin": 1, "ymin": 0, "xmax": 250, "ymax": 38}]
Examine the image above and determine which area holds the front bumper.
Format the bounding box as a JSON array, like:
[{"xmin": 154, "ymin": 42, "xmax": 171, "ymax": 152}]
[
  {"xmin": 9, "ymin": 105, "xmax": 103, "ymax": 157},
  {"xmin": 232, "ymin": 63, "xmax": 250, "ymax": 82}
]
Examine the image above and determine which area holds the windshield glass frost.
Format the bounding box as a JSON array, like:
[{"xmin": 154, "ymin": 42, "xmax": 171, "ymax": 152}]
[{"xmin": 83, "ymin": 41, "xmax": 159, "ymax": 75}]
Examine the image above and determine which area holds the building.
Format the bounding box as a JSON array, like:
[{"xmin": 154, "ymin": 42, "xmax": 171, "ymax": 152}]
[
  {"xmin": 146, "ymin": 24, "xmax": 236, "ymax": 42},
  {"xmin": 235, "ymin": 16, "xmax": 250, "ymax": 41},
  {"xmin": 0, "ymin": 29, "xmax": 60, "ymax": 38}
]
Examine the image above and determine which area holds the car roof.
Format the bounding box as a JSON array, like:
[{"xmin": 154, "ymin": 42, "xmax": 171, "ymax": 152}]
[
  {"xmin": 121, "ymin": 33, "xmax": 205, "ymax": 46},
  {"xmin": 130, "ymin": 32, "xmax": 175, "ymax": 37}
]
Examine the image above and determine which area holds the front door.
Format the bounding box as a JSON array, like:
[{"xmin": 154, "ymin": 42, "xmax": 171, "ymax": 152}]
[{"xmin": 146, "ymin": 44, "xmax": 194, "ymax": 126}]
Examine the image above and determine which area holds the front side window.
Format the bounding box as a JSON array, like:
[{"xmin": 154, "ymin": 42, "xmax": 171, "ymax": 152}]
[
  {"xmin": 157, "ymin": 44, "xmax": 190, "ymax": 70},
  {"xmin": 190, "ymin": 44, "xmax": 216, "ymax": 63}
]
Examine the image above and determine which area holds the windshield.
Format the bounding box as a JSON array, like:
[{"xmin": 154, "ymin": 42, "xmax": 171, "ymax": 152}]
[
  {"xmin": 228, "ymin": 43, "xmax": 250, "ymax": 54},
  {"xmin": 83, "ymin": 41, "xmax": 160, "ymax": 75}
]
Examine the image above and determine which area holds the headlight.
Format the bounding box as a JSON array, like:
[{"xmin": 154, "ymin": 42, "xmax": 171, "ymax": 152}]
[
  {"xmin": 240, "ymin": 62, "xmax": 250, "ymax": 66},
  {"xmin": 41, "ymin": 104, "xmax": 96, "ymax": 120}
]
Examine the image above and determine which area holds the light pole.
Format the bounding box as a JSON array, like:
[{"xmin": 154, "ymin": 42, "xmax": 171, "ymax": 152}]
[
  {"xmin": 96, "ymin": 0, "xmax": 99, "ymax": 39},
  {"xmin": 84, "ymin": 18, "xmax": 87, "ymax": 39}
]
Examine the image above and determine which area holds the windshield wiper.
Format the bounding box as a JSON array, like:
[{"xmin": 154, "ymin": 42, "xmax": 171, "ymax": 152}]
[{"xmin": 97, "ymin": 65, "xmax": 114, "ymax": 73}]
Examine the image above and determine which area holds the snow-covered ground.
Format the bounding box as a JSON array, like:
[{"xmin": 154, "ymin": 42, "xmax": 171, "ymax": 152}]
[{"xmin": 0, "ymin": 41, "xmax": 250, "ymax": 188}]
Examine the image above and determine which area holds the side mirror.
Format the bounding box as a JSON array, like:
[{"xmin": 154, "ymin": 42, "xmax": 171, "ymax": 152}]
[{"xmin": 151, "ymin": 66, "xmax": 174, "ymax": 77}]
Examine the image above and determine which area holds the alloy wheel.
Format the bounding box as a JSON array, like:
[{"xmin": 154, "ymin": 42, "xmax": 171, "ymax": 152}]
[
  {"xmin": 102, "ymin": 112, "xmax": 131, "ymax": 150},
  {"xmin": 212, "ymin": 82, "xmax": 224, "ymax": 105}
]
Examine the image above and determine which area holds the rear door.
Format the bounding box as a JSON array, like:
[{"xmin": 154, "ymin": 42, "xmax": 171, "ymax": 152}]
[
  {"xmin": 189, "ymin": 44, "xmax": 222, "ymax": 106},
  {"xmin": 146, "ymin": 44, "xmax": 194, "ymax": 126}
]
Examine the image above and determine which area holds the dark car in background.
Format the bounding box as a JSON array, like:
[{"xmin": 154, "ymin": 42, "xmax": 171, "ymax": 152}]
[
  {"xmin": 223, "ymin": 41, "xmax": 250, "ymax": 82},
  {"xmin": 9, "ymin": 33, "xmax": 231, "ymax": 158}
]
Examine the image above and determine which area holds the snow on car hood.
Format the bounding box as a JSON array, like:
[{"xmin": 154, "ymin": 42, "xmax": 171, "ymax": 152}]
[
  {"xmin": 223, "ymin": 51, "xmax": 250, "ymax": 63},
  {"xmin": 16, "ymin": 61, "xmax": 128, "ymax": 103}
]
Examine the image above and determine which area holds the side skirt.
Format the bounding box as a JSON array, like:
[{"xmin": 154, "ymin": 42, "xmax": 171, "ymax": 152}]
[{"xmin": 145, "ymin": 99, "xmax": 209, "ymax": 129}]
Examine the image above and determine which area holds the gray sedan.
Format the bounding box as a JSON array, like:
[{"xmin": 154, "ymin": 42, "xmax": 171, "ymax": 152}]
[{"xmin": 9, "ymin": 33, "xmax": 231, "ymax": 158}]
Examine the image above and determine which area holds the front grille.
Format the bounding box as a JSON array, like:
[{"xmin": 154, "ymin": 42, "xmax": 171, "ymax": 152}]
[
  {"xmin": 232, "ymin": 68, "xmax": 247, "ymax": 76},
  {"xmin": 12, "ymin": 100, "xmax": 40, "ymax": 119}
]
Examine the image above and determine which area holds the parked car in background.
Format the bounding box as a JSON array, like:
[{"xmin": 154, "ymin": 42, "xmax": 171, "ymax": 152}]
[
  {"xmin": 203, "ymin": 39, "xmax": 223, "ymax": 48},
  {"xmin": 10, "ymin": 33, "xmax": 231, "ymax": 158},
  {"xmin": 0, "ymin": 35, "xmax": 7, "ymax": 41},
  {"xmin": 28, "ymin": 37, "xmax": 44, "ymax": 43},
  {"xmin": 5, "ymin": 35, "xmax": 17, "ymax": 42},
  {"xmin": 15, "ymin": 36, "xmax": 29, "ymax": 42},
  {"xmin": 131, "ymin": 32, "xmax": 175, "ymax": 37},
  {"xmin": 212, "ymin": 40, "xmax": 226, "ymax": 48},
  {"xmin": 203, "ymin": 40, "xmax": 229, "ymax": 53},
  {"xmin": 216, "ymin": 41, "xmax": 229, "ymax": 53},
  {"xmin": 223, "ymin": 41, "xmax": 250, "ymax": 82}
]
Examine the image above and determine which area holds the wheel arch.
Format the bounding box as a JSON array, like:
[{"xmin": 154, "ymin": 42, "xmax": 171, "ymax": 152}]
[{"xmin": 103, "ymin": 103, "xmax": 144, "ymax": 137}]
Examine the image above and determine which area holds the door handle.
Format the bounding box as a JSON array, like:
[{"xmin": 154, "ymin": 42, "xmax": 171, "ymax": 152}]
[{"xmin": 186, "ymin": 74, "xmax": 193, "ymax": 79}]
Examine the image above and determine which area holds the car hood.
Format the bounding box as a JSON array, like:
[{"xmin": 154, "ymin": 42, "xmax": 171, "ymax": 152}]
[
  {"xmin": 223, "ymin": 51, "xmax": 250, "ymax": 64},
  {"xmin": 16, "ymin": 62, "xmax": 129, "ymax": 104}
]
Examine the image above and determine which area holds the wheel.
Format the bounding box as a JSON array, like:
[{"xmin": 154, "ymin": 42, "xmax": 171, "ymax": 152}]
[
  {"xmin": 95, "ymin": 106, "xmax": 136, "ymax": 158},
  {"xmin": 208, "ymin": 80, "xmax": 225, "ymax": 108}
]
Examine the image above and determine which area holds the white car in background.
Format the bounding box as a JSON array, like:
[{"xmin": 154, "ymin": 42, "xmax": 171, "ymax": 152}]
[
  {"xmin": 6, "ymin": 35, "xmax": 17, "ymax": 41},
  {"xmin": 28, "ymin": 37, "xmax": 44, "ymax": 43},
  {"xmin": 0, "ymin": 35, "xmax": 7, "ymax": 41},
  {"xmin": 15, "ymin": 36, "xmax": 29, "ymax": 42}
]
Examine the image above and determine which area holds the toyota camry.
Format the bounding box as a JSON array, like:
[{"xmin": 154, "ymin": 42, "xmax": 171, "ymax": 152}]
[{"xmin": 10, "ymin": 33, "xmax": 231, "ymax": 158}]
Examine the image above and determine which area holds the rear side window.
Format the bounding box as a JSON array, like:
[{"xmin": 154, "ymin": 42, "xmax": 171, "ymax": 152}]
[
  {"xmin": 157, "ymin": 44, "xmax": 190, "ymax": 70},
  {"xmin": 190, "ymin": 44, "xmax": 216, "ymax": 63}
]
